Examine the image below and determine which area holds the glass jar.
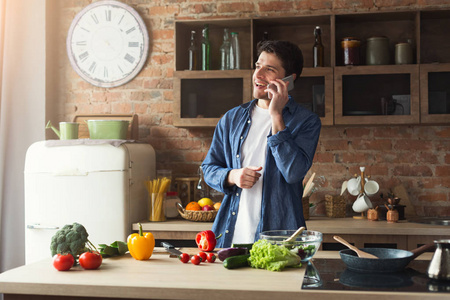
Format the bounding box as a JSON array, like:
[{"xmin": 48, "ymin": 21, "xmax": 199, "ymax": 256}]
[
  {"xmin": 341, "ymin": 37, "xmax": 361, "ymax": 66},
  {"xmin": 164, "ymin": 191, "xmax": 182, "ymax": 219}
]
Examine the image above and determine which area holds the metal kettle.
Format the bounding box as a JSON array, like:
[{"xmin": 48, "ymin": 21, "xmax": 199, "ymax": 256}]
[{"xmin": 427, "ymin": 239, "xmax": 450, "ymax": 281}]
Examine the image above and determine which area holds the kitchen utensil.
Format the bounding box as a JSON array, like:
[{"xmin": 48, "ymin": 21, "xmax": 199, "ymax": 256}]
[
  {"xmin": 340, "ymin": 181, "xmax": 348, "ymax": 196},
  {"xmin": 364, "ymin": 180, "xmax": 379, "ymax": 195},
  {"xmin": 347, "ymin": 176, "xmax": 361, "ymax": 196},
  {"xmin": 86, "ymin": 120, "xmax": 129, "ymax": 139},
  {"xmin": 302, "ymin": 172, "xmax": 316, "ymax": 197},
  {"xmin": 260, "ymin": 230, "xmax": 322, "ymax": 262},
  {"xmin": 339, "ymin": 243, "xmax": 435, "ymax": 273},
  {"xmin": 427, "ymin": 239, "xmax": 450, "ymax": 281},
  {"xmin": 161, "ymin": 241, "xmax": 183, "ymax": 257},
  {"xmin": 46, "ymin": 120, "xmax": 79, "ymax": 140},
  {"xmin": 352, "ymin": 194, "xmax": 373, "ymax": 213},
  {"xmin": 385, "ymin": 204, "xmax": 399, "ymax": 223},
  {"xmin": 333, "ymin": 236, "xmax": 378, "ymax": 259},
  {"xmin": 283, "ymin": 226, "xmax": 305, "ymax": 243}
]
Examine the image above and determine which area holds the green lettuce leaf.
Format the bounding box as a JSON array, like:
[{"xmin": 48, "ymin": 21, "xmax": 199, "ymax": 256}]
[{"xmin": 248, "ymin": 240, "xmax": 302, "ymax": 272}]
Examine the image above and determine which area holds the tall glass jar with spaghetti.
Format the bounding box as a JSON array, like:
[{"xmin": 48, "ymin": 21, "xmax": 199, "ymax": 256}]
[{"xmin": 145, "ymin": 177, "xmax": 171, "ymax": 222}]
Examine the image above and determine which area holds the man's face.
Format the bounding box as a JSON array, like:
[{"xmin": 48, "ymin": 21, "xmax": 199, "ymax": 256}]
[{"xmin": 252, "ymin": 51, "xmax": 286, "ymax": 100}]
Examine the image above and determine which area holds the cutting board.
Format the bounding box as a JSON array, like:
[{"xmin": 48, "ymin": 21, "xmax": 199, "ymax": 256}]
[{"xmin": 72, "ymin": 114, "xmax": 139, "ymax": 140}]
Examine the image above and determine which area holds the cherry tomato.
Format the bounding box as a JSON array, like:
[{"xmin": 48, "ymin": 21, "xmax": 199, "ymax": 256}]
[
  {"xmin": 79, "ymin": 251, "xmax": 102, "ymax": 270},
  {"xmin": 179, "ymin": 253, "xmax": 190, "ymax": 263},
  {"xmin": 190, "ymin": 255, "xmax": 201, "ymax": 265},
  {"xmin": 206, "ymin": 252, "xmax": 216, "ymax": 263},
  {"xmin": 52, "ymin": 253, "xmax": 74, "ymax": 271},
  {"xmin": 197, "ymin": 251, "xmax": 207, "ymax": 262}
]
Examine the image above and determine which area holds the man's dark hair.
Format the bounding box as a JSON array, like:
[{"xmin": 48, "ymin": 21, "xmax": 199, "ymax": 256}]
[{"xmin": 256, "ymin": 40, "xmax": 304, "ymax": 82}]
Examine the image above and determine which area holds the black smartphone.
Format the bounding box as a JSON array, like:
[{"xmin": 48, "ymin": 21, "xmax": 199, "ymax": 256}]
[{"xmin": 267, "ymin": 75, "xmax": 294, "ymax": 98}]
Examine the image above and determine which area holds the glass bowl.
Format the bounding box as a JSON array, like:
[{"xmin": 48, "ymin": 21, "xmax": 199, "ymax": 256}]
[{"xmin": 260, "ymin": 230, "xmax": 323, "ymax": 262}]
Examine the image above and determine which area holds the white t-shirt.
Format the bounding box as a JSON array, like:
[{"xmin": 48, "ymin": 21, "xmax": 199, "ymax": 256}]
[{"xmin": 231, "ymin": 104, "xmax": 272, "ymax": 244}]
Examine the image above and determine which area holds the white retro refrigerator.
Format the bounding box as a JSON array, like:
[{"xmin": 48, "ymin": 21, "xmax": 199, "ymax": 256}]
[{"xmin": 24, "ymin": 141, "xmax": 155, "ymax": 264}]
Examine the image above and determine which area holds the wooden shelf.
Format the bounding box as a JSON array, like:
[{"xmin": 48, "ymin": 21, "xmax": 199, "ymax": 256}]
[
  {"xmin": 174, "ymin": 8, "xmax": 450, "ymax": 127},
  {"xmin": 420, "ymin": 63, "xmax": 450, "ymax": 124},
  {"xmin": 334, "ymin": 64, "xmax": 420, "ymax": 125}
]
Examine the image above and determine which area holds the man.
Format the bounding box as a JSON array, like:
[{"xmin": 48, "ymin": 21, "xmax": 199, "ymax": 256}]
[{"xmin": 202, "ymin": 40, "xmax": 321, "ymax": 248}]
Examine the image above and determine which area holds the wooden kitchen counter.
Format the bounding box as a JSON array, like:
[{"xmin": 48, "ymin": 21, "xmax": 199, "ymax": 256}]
[
  {"xmin": 136, "ymin": 217, "xmax": 450, "ymax": 250},
  {"xmin": 0, "ymin": 250, "xmax": 445, "ymax": 300}
]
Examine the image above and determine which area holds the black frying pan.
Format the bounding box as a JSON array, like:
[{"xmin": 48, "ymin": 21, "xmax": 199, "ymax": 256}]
[{"xmin": 339, "ymin": 243, "xmax": 435, "ymax": 273}]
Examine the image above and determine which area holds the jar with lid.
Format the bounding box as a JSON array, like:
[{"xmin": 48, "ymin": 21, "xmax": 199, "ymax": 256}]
[
  {"xmin": 395, "ymin": 42, "xmax": 413, "ymax": 65},
  {"xmin": 164, "ymin": 191, "xmax": 182, "ymax": 219},
  {"xmin": 341, "ymin": 37, "xmax": 361, "ymax": 66},
  {"xmin": 366, "ymin": 36, "xmax": 390, "ymax": 65}
]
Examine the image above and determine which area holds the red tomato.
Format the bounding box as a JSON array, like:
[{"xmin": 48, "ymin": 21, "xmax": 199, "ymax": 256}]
[
  {"xmin": 197, "ymin": 251, "xmax": 207, "ymax": 262},
  {"xmin": 79, "ymin": 251, "xmax": 102, "ymax": 270},
  {"xmin": 52, "ymin": 253, "xmax": 74, "ymax": 271},
  {"xmin": 179, "ymin": 253, "xmax": 190, "ymax": 263},
  {"xmin": 190, "ymin": 255, "xmax": 201, "ymax": 265},
  {"xmin": 206, "ymin": 253, "xmax": 216, "ymax": 263}
]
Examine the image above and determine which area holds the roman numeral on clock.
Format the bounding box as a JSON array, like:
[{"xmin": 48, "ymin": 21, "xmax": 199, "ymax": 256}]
[
  {"xmin": 124, "ymin": 53, "xmax": 135, "ymax": 64},
  {"xmin": 126, "ymin": 27, "xmax": 136, "ymax": 35},
  {"xmin": 104, "ymin": 67, "xmax": 108, "ymax": 78},
  {"xmin": 79, "ymin": 51, "xmax": 89, "ymax": 62},
  {"xmin": 105, "ymin": 10, "xmax": 111, "ymax": 22},
  {"xmin": 91, "ymin": 13, "xmax": 99, "ymax": 24},
  {"xmin": 128, "ymin": 42, "xmax": 139, "ymax": 47},
  {"xmin": 89, "ymin": 61, "xmax": 97, "ymax": 73}
]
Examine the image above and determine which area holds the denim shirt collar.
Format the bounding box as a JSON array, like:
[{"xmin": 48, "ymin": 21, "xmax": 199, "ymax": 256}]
[{"xmin": 241, "ymin": 96, "xmax": 296, "ymax": 115}]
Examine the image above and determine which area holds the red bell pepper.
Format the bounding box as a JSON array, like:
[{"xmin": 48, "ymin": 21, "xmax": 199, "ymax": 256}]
[{"xmin": 195, "ymin": 230, "xmax": 222, "ymax": 252}]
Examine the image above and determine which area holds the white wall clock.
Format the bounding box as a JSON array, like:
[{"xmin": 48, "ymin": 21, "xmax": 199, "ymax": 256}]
[{"xmin": 67, "ymin": 0, "xmax": 149, "ymax": 88}]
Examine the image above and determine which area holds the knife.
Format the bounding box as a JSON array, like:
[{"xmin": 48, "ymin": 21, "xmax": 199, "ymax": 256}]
[{"xmin": 161, "ymin": 241, "xmax": 183, "ymax": 257}]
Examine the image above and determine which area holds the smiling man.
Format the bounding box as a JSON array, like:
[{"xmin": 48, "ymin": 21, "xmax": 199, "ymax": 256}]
[{"xmin": 202, "ymin": 40, "xmax": 322, "ymax": 248}]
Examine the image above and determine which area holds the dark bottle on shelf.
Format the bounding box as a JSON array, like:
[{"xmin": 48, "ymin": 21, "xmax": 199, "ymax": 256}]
[
  {"xmin": 263, "ymin": 31, "xmax": 269, "ymax": 41},
  {"xmin": 313, "ymin": 26, "xmax": 324, "ymax": 67},
  {"xmin": 201, "ymin": 24, "xmax": 210, "ymax": 71},
  {"xmin": 188, "ymin": 30, "xmax": 198, "ymax": 70}
]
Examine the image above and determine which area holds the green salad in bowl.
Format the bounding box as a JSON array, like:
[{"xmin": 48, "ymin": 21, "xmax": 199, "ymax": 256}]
[{"xmin": 260, "ymin": 230, "xmax": 323, "ymax": 262}]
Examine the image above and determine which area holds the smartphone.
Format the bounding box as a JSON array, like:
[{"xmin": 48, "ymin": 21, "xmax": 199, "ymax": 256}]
[{"xmin": 267, "ymin": 75, "xmax": 294, "ymax": 98}]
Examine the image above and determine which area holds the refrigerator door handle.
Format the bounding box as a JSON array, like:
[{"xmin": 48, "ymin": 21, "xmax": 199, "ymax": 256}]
[{"xmin": 27, "ymin": 223, "xmax": 59, "ymax": 230}]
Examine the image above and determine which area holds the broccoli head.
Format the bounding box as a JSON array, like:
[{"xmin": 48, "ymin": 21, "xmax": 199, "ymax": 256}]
[{"xmin": 50, "ymin": 222, "xmax": 90, "ymax": 257}]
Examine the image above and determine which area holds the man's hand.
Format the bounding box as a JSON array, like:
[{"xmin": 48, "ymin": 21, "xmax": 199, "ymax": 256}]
[{"xmin": 227, "ymin": 166, "xmax": 263, "ymax": 189}]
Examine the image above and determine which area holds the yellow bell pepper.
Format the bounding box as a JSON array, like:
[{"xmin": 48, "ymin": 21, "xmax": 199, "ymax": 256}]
[{"xmin": 127, "ymin": 223, "xmax": 155, "ymax": 260}]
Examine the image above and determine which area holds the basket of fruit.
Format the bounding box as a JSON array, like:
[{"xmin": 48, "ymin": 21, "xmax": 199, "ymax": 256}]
[{"xmin": 176, "ymin": 199, "xmax": 220, "ymax": 222}]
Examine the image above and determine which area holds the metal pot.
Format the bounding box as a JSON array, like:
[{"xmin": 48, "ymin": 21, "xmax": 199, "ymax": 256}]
[
  {"xmin": 86, "ymin": 120, "xmax": 129, "ymax": 140},
  {"xmin": 428, "ymin": 239, "xmax": 450, "ymax": 281}
]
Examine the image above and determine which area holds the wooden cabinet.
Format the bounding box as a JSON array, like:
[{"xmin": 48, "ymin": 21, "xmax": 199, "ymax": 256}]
[{"xmin": 174, "ymin": 9, "xmax": 450, "ymax": 127}]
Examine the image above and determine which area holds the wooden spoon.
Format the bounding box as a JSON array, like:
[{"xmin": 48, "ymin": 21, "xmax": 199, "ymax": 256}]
[
  {"xmin": 283, "ymin": 227, "xmax": 306, "ymax": 243},
  {"xmin": 333, "ymin": 235, "xmax": 378, "ymax": 259}
]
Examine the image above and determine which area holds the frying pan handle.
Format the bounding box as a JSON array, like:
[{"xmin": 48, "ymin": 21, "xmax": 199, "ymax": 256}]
[{"xmin": 410, "ymin": 243, "xmax": 436, "ymax": 259}]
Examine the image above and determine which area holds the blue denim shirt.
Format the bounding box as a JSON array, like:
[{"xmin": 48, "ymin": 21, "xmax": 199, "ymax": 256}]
[{"xmin": 202, "ymin": 97, "xmax": 321, "ymax": 248}]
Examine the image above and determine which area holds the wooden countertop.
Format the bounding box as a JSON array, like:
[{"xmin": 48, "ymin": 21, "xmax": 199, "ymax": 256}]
[
  {"xmin": 0, "ymin": 250, "xmax": 444, "ymax": 300},
  {"xmin": 135, "ymin": 216, "xmax": 450, "ymax": 237}
]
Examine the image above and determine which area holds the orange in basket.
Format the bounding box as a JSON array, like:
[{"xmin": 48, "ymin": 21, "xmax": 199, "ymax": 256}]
[{"xmin": 186, "ymin": 202, "xmax": 202, "ymax": 211}]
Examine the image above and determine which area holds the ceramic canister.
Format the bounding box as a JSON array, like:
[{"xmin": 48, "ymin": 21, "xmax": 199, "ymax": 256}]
[
  {"xmin": 395, "ymin": 42, "xmax": 413, "ymax": 65},
  {"xmin": 366, "ymin": 36, "xmax": 390, "ymax": 65}
]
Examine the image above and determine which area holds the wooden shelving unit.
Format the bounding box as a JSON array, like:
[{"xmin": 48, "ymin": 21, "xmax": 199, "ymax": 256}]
[{"xmin": 174, "ymin": 9, "xmax": 450, "ymax": 127}]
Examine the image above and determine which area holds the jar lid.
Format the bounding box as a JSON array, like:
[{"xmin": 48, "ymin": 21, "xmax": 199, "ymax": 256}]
[
  {"xmin": 342, "ymin": 37, "xmax": 359, "ymax": 41},
  {"xmin": 367, "ymin": 36, "xmax": 388, "ymax": 41}
]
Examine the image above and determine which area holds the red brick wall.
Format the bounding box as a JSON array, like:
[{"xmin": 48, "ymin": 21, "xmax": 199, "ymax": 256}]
[{"xmin": 55, "ymin": 0, "xmax": 450, "ymax": 217}]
